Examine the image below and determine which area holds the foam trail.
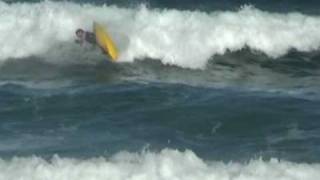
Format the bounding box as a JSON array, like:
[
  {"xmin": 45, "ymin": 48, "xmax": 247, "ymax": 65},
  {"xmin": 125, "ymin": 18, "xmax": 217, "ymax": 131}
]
[
  {"xmin": 0, "ymin": 149, "xmax": 319, "ymax": 180},
  {"xmin": 1, "ymin": 1, "xmax": 320, "ymax": 68}
]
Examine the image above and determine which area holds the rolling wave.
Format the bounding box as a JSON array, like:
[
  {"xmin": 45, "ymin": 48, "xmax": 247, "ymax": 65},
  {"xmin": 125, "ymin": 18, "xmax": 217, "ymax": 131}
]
[
  {"xmin": 0, "ymin": 149, "xmax": 319, "ymax": 180},
  {"xmin": 1, "ymin": 1, "xmax": 320, "ymax": 68}
]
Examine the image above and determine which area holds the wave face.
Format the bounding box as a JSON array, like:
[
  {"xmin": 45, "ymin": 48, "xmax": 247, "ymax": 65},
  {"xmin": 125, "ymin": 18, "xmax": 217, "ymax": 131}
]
[
  {"xmin": 1, "ymin": 1, "xmax": 320, "ymax": 68},
  {"xmin": 0, "ymin": 149, "xmax": 320, "ymax": 180}
]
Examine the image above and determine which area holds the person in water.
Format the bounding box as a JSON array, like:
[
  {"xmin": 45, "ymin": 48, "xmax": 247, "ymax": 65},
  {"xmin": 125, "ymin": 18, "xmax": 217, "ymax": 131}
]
[
  {"xmin": 75, "ymin": 28, "xmax": 96, "ymax": 45},
  {"xmin": 75, "ymin": 28, "xmax": 111, "ymax": 58}
]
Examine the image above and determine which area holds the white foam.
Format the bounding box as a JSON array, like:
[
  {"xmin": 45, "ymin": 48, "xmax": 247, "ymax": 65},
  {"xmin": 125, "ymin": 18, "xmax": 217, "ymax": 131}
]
[
  {"xmin": 1, "ymin": 1, "xmax": 320, "ymax": 68},
  {"xmin": 0, "ymin": 149, "xmax": 319, "ymax": 180}
]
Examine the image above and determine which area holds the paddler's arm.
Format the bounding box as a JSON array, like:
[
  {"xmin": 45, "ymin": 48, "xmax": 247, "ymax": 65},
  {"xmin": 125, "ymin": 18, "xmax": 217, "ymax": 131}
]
[{"xmin": 75, "ymin": 39, "xmax": 84, "ymax": 46}]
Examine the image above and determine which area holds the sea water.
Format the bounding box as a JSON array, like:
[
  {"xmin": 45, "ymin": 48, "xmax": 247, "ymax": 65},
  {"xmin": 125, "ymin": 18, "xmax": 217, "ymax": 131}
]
[{"xmin": 0, "ymin": 0, "xmax": 320, "ymax": 179}]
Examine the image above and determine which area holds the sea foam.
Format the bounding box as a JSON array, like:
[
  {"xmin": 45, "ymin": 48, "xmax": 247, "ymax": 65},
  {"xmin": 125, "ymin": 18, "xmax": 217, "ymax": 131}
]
[
  {"xmin": 0, "ymin": 149, "xmax": 319, "ymax": 180},
  {"xmin": 1, "ymin": 1, "xmax": 320, "ymax": 68}
]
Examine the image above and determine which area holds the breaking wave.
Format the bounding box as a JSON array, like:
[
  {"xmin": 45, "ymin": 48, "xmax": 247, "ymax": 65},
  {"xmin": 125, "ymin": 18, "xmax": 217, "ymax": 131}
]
[
  {"xmin": 1, "ymin": 1, "xmax": 320, "ymax": 68},
  {"xmin": 0, "ymin": 149, "xmax": 319, "ymax": 180}
]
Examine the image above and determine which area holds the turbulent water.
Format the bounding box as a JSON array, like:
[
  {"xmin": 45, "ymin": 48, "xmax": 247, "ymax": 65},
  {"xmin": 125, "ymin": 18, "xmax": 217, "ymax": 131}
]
[{"xmin": 1, "ymin": 0, "xmax": 320, "ymax": 179}]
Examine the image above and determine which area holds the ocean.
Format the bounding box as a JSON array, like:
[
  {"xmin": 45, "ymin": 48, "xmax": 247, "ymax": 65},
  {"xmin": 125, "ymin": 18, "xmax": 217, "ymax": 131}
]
[{"xmin": 1, "ymin": 0, "xmax": 320, "ymax": 179}]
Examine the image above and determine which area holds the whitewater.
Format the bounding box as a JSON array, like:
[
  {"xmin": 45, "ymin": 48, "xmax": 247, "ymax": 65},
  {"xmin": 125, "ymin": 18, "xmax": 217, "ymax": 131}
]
[
  {"xmin": 1, "ymin": 1, "xmax": 320, "ymax": 68},
  {"xmin": 1, "ymin": 1, "xmax": 320, "ymax": 180},
  {"xmin": 0, "ymin": 149, "xmax": 320, "ymax": 180}
]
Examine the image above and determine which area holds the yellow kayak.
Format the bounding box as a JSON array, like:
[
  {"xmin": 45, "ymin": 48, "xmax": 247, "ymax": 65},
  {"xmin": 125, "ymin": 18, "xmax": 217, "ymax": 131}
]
[{"xmin": 93, "ymin": 22, "xmax": 119, "ymax": 61}]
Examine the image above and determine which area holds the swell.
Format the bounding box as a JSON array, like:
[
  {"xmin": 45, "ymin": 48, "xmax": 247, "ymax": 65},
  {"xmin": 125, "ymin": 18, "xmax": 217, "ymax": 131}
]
[{"xmin": 0, "ymin": 51, "xmax": 319, "ymax": 103}]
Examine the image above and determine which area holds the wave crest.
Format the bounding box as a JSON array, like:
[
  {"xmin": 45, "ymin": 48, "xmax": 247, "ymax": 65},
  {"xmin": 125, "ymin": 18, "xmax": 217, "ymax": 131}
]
[
  {"xmin": 0, "ymin": 149, "xmax": 319, "ymax": 180},
  {"xmin": 1, "ymin": 1, "xmax": 320, "ymax": 68}
]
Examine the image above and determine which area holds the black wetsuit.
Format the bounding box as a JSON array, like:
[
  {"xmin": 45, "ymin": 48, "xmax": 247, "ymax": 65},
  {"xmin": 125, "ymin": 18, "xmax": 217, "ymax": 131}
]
[{"xmin": 85, "ymin": 32, "xmax": 96, "ymax": 44}]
